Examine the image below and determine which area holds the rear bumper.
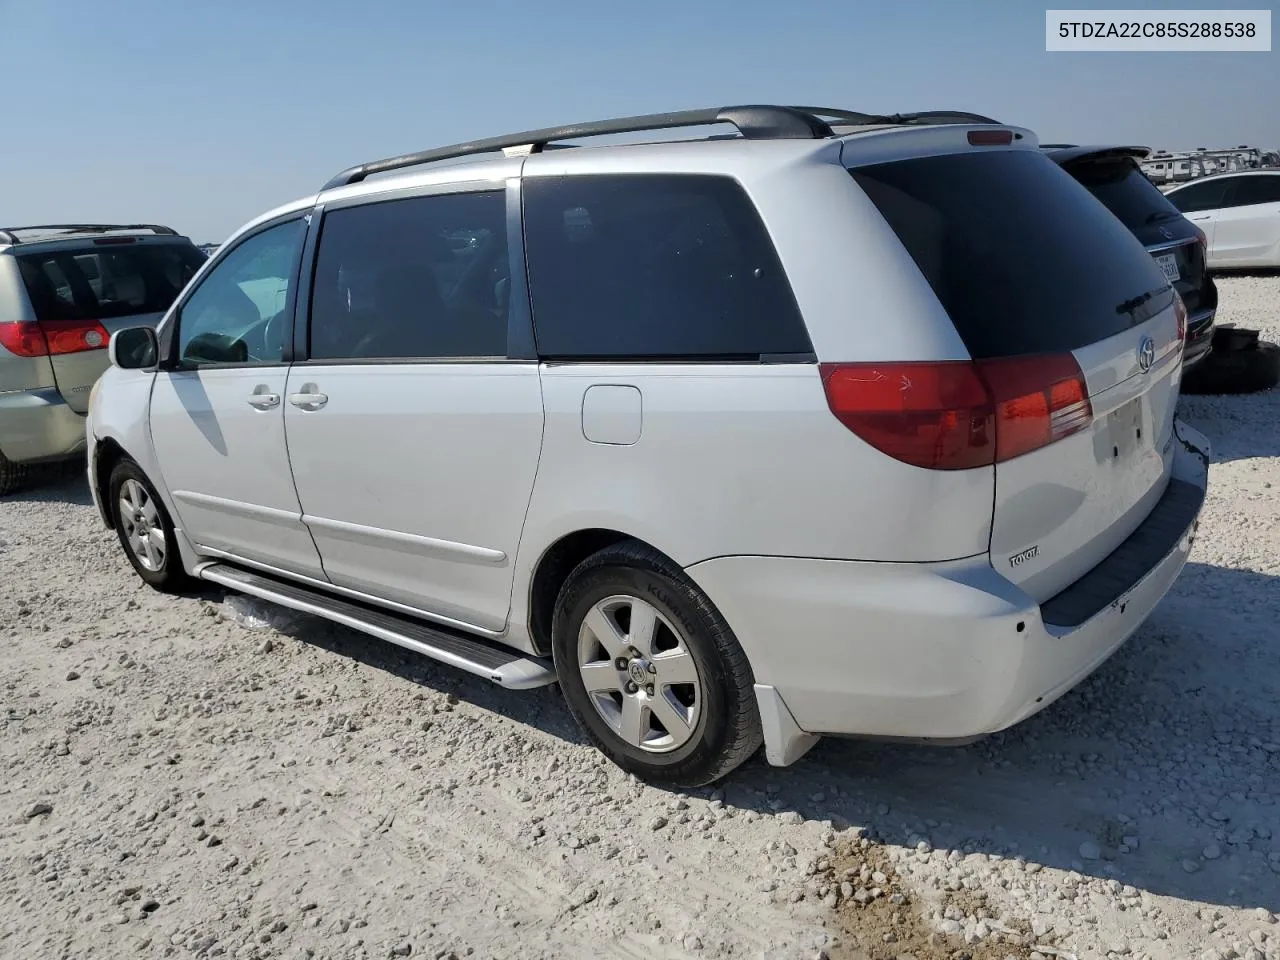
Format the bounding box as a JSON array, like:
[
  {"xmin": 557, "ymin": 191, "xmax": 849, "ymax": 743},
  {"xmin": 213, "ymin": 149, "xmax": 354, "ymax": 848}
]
[
  {"xmin": 0, "ymin": 387, "xmax": 87, "ymax": 464},
  {"xmin": 686, "ymin": 420, "xmax": 1210, "ymax": 767}
]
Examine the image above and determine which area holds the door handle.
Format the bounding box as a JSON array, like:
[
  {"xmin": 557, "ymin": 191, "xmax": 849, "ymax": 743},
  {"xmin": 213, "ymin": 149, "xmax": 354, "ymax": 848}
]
[
  {"xmin": 288, "ymin": 392, "xmax": 328, "ymax": 410},
  {"xmin": 1189, "ymin": 216, "xmax": 1211, "ymax": 221},
  {"xmin": 246, "ymin": 392, "xmax": 280, "ymax": 409}
]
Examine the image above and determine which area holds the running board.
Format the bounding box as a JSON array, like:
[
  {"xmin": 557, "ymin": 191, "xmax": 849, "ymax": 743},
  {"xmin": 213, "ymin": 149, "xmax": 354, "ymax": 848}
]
[{"xmin": 198, "ymin": 563, "xmax": 556, "ymax": 690}]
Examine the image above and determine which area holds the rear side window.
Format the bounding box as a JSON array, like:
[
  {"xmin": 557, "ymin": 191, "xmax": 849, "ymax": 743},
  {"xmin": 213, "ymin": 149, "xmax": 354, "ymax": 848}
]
[
  {"xmin": 1063, "ymin": 158, "xmax": 1182, "ymax": 231},
  {"xmin": 851, "ymin": 150, "xmax": 1171, "ymax": 359},
  {"xmin": 523, "ymin": 174, "xmax": 811, "ymax": 360},
  {"xmin": 16, "ymin": 243, "xmax": 205, "ymax": 323},
  {"xmin": 309, "ymin": 191, "xmax": 510, "ymax": 361},
  {"xmin": 1166, "ymin": 178, "xmax": 1232, "ymax": 213},
  {"xmin": 1231, "ymin": 175, "xmax": 1280, "ymax": 207}
]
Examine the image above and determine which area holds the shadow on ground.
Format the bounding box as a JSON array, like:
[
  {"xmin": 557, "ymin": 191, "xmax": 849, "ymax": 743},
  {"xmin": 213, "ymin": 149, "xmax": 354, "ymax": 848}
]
[
  {"xmin": 2, "ymin": 464, "xmax": 94, "ymax": 507},
  {"xmin": 221, "ymin": 554, "xmax": 1280, "ymax": 916}
]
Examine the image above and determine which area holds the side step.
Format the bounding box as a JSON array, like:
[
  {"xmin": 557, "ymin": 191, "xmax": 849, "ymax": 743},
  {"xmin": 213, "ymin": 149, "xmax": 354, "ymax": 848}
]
[{"xmin": 198, "ymin": 563, "xmax": 557, "ymax": 690}]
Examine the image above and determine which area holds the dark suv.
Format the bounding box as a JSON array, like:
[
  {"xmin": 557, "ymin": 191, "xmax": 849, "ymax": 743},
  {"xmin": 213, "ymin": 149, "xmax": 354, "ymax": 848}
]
[{"xmin": 1044, "ymin": 146, "xmax": 1216, "ymax": 369}]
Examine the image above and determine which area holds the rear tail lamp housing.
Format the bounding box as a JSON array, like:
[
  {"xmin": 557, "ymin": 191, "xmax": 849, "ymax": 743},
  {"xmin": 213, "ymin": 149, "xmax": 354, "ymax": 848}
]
[
  {"xmin": 820, "ymin": 354, "xmax": 1093, "ymax": 470},
  {"xmin": 0, "ymin": 319, "xmax": 109, "ymax": 357}
]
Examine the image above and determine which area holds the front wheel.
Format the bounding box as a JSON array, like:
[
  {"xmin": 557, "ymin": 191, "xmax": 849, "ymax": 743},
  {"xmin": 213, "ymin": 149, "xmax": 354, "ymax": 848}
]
[
  {"xmin": 552, "ymin": 541, "xmax": 762, "ymax": 787},
  {"xmin": 109, "ymin": 459, "xmax": 192, "ymax": 592}
]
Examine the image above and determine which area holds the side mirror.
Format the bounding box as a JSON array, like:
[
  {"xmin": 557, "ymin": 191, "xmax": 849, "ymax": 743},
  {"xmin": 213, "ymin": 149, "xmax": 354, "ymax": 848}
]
[{"xmin": 108, "ymin": 326, "xmax": 158, "ymax": 370}]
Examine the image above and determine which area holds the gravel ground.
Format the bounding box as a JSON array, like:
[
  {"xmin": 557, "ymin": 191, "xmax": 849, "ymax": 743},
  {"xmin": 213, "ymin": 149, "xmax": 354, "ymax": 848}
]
[{"xmin": 2, "ymin": 274, "xmax": 1278, "ymax": 960}]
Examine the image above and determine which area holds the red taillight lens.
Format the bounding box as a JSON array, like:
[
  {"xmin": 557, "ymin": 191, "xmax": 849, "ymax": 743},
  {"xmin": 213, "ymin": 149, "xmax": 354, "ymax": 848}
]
[
  {"xmin": 821, "ymin": 355, "xmax": 1093, "ymax": 470},
  {"xmin": 40, "ymin": 320, "xmax": 110, "ymax": 355},
  {"xmin": 819, "ymin": 361, "xmax": 995, "ymax": 470},
  {"xmin": 0, "ymin": 321, "xmax": 51, "ymax": 357},
  {"xmin": 1192, "ymin": 225, "xmax": 1208, "ymax": 252},
  {"xmin": 1173, "ymin": 293, "xmax": 1187, "ymax": 342},
  {"xmin": 975, "ymin": 354, "xmax": 1093, "ymax": 463}
]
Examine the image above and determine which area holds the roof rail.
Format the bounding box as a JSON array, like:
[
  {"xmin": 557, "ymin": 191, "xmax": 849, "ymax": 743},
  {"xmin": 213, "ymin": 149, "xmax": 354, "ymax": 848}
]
[
  {"xmin": 0, "ymin": 223, "xmax": 179, "ymax": 245},
  {"xmin": 322, "ymin": 105, "xmax": 836, "ymax": 189},
  {"xmin": 321, "ymin": 104, "xmax": 1008, "ymax": 191}
]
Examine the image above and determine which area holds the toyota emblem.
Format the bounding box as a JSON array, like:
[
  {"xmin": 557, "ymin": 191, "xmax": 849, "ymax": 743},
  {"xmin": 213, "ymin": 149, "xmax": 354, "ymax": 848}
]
[{"xmin": 1138, "ymin": 336, "xmax": 1155, "ymax": 373}]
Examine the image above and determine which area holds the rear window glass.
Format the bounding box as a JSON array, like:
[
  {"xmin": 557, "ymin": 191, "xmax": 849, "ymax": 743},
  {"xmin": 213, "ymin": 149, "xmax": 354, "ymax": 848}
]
[
  {"xmin": 851, "ymin": 150, "xmax": 1172, "ymax": 359},
  {"xmin": 523, "ymin": 174, "xmax": 811, "ymax": 360},
  {"xmin": 1063, "ymin": 158, "xmax": 1182, "ymax": 231},
  {"xmin": 17, "ymin": 242, "xmax": 205, "ymax": 323}
]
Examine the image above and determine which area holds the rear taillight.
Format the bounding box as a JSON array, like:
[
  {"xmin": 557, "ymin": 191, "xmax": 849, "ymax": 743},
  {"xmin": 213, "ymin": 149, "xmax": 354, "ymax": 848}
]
[
  {"xmin": 1173, "ymin": 293, "xmax": 1187, "ymax": 342},
  {"xmin": 39, "ymin": 320, "xmax": 110, "ymax": 355},
  {"xmin": 819, "ymin": 362, "xmax": 994, "ymax": 470},
  {"xmin": 0, "ymin": 319, "xmax": 109, "ymax": 357},
  {"xmin": 976, "ymin": 354, "xmax": 1093, "ymax": 463},
  {"xmin": 0, "ymin": 321, "xmax": 50, "ymax": 357},
  {"xmin": 820, "ymin": 354, "xmax": 1093, "ymax": 470},
  {"xmin": 1192, "ymin": 224, "xmax": 1208, "ymax": 253}
]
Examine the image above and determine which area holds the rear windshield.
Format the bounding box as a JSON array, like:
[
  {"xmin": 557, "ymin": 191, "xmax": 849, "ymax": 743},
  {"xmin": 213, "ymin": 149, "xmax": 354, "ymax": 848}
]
[
  {"xmin": 851, "ymin": 150, "xmax": 1172, "ymax": 359},
  {"xmin": 16, "ymin": 242, "xmax": 206, "ymax": 323},
  {"xmin": 1062, "ymin": 157, "xmax": 1183, "ymax": 231}
]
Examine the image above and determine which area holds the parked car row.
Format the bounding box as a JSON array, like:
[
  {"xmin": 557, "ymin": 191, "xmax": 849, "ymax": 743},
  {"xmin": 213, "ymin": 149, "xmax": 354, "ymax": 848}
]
[{"xmin": 72, "ymin": 105, "xmax": 1211, "ymax": 786}]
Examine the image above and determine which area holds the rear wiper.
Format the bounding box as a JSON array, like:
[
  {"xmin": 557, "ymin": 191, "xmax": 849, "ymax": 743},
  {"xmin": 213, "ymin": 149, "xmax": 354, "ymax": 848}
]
[
  {"xmin": 1143, "ymin": 210, "xmax": 1177, "ymax": 224},
  {"xmin": 1115, "ymin": 286, "xmax": 1166, "ymax": 316}
]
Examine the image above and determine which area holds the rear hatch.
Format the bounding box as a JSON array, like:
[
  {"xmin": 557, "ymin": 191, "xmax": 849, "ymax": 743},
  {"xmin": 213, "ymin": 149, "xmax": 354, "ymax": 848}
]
[
  {"xmin": 14, "ymin": 239, "xmax": 205, "ymax": 411},
  {"xmin": 1056, "ymin": 150, "xmax": 1216, "ymax": 322},
  {"xmin": 850, "ymin": 146, "xmax": 1182, "ymax": 602}
]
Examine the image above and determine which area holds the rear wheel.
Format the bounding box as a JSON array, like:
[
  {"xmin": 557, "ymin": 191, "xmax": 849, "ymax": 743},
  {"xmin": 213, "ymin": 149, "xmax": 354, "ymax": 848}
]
[
  {"xmin": 0, "ymin": 451, "xmax": 28, "ymax": 496},
  {"xmin": 109, "ymin": 459, "xmax": 192, "ymax": 592},
  {"xmin": 552, "ymin": 541, "xmax": 762, "ymax": 787}
]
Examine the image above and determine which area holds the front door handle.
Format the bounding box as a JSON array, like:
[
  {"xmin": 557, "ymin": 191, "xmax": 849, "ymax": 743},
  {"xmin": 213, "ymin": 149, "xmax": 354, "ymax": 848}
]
[
  {"xmin": 246, "ymin": 392, "xmax": 280, "ymax": 409},
  {"xmin": 288, "ymin": 391, "xmax": 328, "ymax": 411}
]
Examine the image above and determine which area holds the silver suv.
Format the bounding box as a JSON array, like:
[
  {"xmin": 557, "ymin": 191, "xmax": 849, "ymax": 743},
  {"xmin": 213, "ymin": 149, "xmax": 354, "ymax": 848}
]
[
  {"xmin": 0, "ymin": 225, "xmax": 205, "ymax": 493},
  {"xmin": 88, "ymin": 106, "xmax": 1209, "ymax": 786}
]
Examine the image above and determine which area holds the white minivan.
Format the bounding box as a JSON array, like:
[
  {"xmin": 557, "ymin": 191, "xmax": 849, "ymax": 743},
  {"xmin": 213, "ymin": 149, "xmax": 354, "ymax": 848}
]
[{"xmin": 86, "ymin": 106, "xmax": 1209, "ymax": 786}]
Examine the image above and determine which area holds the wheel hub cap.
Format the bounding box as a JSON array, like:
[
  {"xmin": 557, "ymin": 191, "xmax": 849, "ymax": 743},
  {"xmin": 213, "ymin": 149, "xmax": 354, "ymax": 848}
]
[{"xmin": 576, "ymin": 595, "xmax": 703, "ymax": 754}]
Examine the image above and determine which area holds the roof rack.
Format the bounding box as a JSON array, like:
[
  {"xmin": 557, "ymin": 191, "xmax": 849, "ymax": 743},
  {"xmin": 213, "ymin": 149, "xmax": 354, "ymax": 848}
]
[
  {"xmin": 323, "ymin": 105, "xmax": 835, "ymax": 189},
  {"xmin": 0, "ymin": 223, "xmax": 179, "ymax": 245},
  {"xmin": 321, "ymin": 104, "xmax": 1006, "ymax": 190}
]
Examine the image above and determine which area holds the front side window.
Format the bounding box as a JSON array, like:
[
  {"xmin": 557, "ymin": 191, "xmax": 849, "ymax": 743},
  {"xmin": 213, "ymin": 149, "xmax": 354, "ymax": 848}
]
[
  {"xmin": 1167, "ymin": 178, "xmax": 1233, "ymax": 214},
  {"xmin": 177, "ymin": 219, "xmax": 305, "ymax": 366},
  {"xmin": 522, "ymin": 174, "xmax": 811, "ymax": 360},
  {"xmin": 309, "ymin": 191, "xmax": 510, "ymax": 361},
  {"xmin": 1230, "ymin": 175, "xmax": 1280, "ymax": 208}
]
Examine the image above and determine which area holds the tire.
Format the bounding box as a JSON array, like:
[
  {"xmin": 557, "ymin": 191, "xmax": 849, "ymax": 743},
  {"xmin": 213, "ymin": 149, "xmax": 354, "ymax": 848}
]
[
  {"xmin": 551, "ymin": 541, "xmax": 762, "ymax": 787},
  {"xmin": 1182, "ymin": 341, "xmax": 1280, "ymax": 396},
  {"xmin": 108, "ymin": 459, "xmax": 192, "ymax": 592},
  {"xmin": 0, "ymin": 451, "xmax": 28, "ymax": 496}
]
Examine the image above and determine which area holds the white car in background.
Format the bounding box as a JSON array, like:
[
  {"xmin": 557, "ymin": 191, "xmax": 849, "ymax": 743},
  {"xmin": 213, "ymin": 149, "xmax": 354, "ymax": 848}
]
[{"xmin": 1165, "ymin": 171, "xmax": 1280, "ymax": 269}]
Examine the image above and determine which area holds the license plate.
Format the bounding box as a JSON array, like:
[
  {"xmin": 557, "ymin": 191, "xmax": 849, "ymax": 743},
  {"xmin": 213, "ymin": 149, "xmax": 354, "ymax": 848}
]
[{"xmin": 1155, "ymin": 253, "xmax": 1179, "ymax": 282}]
